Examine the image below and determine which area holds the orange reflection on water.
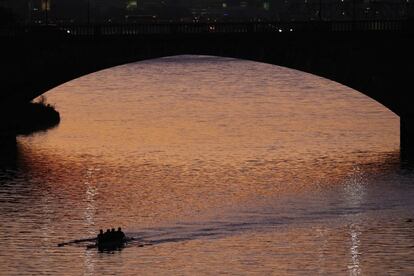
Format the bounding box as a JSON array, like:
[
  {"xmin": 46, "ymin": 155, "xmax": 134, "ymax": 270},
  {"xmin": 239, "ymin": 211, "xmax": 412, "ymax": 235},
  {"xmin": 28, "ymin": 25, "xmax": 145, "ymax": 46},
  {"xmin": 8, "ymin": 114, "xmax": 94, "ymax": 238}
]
[{"xmin": 2, "ymin": 56, "xmax": 409, "ymax": 275}]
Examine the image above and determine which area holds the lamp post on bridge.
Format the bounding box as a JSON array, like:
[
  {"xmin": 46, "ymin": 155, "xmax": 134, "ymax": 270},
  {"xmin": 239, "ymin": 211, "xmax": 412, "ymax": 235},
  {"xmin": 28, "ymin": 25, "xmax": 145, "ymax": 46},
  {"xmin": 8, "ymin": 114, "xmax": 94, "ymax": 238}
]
[{"xmin": 41, "ymin": 0, "xmax": 50, "ymax": 25}]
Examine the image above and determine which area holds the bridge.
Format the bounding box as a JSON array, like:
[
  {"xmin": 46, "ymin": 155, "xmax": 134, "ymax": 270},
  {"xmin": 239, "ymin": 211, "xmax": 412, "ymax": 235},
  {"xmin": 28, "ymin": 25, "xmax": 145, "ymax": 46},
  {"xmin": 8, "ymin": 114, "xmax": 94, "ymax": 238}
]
[{"xmin": 1, "ymin": 20, "xmax": 413, "ymax": 157}]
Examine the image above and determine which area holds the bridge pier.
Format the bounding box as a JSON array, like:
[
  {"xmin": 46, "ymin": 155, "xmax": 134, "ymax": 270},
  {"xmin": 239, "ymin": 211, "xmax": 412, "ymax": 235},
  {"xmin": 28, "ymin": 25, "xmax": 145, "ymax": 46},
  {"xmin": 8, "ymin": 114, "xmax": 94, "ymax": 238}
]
[
  {"xmin": 0, "ymin": 132, "xmax": 16, "ymax": 146},
  {"xmin": 400, "ymin": 115, "xmax": 414, "ymax": 161}
]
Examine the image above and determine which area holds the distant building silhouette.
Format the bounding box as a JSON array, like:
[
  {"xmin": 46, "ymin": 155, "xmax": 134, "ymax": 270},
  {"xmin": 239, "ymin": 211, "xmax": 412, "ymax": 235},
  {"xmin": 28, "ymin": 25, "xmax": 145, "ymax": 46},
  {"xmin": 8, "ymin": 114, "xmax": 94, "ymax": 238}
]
[{"xmin": 1, "ymin": 0, "xmax": 412, "ymax": 24}]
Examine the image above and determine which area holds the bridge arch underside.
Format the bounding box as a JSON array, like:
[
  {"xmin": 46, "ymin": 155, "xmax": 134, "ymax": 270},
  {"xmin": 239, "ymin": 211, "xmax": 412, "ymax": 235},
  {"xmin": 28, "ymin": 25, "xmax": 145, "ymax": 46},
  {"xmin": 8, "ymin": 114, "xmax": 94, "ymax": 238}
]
[
  {"xmin": 1, "ymin": 31, "xmax": 414, "ymax": 156},
  {"xmin": 3, "ymin": 32, "xmax": 412, "ymax": 116}
]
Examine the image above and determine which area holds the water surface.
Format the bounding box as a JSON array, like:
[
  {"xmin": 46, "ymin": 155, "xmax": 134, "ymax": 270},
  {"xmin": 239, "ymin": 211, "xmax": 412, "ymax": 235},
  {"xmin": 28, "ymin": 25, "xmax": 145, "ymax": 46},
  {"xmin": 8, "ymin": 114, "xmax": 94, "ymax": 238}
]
[{"xmin": 1, "ymin": 55, "xmax": 413, "ymax": 275}]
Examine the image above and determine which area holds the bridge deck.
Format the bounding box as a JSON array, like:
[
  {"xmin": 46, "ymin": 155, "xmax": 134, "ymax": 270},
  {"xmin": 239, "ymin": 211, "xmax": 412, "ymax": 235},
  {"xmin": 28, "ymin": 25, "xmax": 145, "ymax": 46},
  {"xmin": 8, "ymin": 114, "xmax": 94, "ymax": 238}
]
[{"xmin": 1, "ymin": 20, "xmax": 413, "ymax": 37}]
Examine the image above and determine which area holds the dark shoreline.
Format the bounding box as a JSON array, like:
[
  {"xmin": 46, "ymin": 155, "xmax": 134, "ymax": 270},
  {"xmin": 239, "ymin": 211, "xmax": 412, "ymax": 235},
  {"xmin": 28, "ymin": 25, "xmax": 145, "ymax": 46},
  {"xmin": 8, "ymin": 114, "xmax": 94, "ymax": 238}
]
[{"xmin": 0, "ymin": 101, "xmax": 60, "ymax": 144}]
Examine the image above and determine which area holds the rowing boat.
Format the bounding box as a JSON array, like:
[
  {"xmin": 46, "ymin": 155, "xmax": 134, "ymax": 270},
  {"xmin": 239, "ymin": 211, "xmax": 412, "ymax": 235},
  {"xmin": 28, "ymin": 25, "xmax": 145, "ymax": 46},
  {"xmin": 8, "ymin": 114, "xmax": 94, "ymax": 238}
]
[{"xmin": 87, "ymin": 237, "xmax": 134, "ymax": 250}]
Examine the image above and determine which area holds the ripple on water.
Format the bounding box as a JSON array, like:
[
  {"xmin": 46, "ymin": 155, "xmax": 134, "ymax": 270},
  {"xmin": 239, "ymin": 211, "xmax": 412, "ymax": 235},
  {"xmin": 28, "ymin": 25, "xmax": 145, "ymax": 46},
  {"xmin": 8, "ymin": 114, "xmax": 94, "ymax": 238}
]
[{"xmin": 1, "ymin": 55, "xmax": 412, "ymax": 275}]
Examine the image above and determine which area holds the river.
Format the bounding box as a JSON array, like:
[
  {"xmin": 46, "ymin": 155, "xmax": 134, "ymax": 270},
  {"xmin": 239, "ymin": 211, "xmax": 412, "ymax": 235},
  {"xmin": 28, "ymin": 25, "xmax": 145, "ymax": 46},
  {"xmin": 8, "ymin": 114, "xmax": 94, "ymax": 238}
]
[{"xmin": 1, "ymin": 55, "xmax": 413, "ymax": 275}]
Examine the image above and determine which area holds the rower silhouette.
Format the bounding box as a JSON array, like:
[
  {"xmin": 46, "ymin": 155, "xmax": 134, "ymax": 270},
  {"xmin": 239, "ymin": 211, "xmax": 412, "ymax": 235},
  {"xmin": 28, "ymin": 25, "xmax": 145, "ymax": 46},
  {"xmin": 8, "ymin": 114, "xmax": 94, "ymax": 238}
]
[
  {"xmin": 97, "ymin": 227, "xmax": 125, "ymax": 242},
  {"xmin": 97, "ymin": 229, "xmax": 104, "ymax": 243},
  {"xmin": 116, "ymin": 227, "xmax": 126, "ymax": 240}
]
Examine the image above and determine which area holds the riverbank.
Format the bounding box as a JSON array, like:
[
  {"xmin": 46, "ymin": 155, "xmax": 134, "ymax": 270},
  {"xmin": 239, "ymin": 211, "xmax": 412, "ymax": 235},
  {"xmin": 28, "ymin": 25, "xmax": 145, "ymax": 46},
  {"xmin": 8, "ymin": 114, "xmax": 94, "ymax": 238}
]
[{"xmin": 0, "ymin": 100, "xmax": 60, "ymax": 143}]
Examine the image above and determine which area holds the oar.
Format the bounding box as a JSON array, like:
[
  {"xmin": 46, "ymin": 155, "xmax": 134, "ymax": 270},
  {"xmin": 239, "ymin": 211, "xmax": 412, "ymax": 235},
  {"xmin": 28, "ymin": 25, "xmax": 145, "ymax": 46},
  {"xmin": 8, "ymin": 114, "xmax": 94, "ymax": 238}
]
[
  {"xmin": 58, "ymin": 237, "xmax": 97, "ymax": 247},
  {"xmin": 58, "ymin": 236, "xmax": 152, "ymax": 248}
]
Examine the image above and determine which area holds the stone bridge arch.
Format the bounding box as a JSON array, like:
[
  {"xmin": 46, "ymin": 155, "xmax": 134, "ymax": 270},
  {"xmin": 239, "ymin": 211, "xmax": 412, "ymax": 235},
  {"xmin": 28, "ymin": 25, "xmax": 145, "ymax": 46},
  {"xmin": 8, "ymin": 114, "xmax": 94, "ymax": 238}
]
[{"xmin": 0, "ymin": 23, "xmax": 413, "ymax": 155}]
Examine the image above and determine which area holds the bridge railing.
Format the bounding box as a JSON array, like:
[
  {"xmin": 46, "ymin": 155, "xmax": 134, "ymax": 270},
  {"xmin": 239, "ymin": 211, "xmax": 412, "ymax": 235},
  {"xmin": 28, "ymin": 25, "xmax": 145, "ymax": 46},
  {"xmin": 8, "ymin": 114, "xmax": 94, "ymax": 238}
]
[
  {"xmin": 1, "ymin": 20, "xmax": 413, "ymax": 37},
  {"xmin": 62, "ymin": 20, "xmax": 414, "ymax": 36},
  {"xmin": 331, "ymin": 20, "xmax": 412, "ymax": 31}
]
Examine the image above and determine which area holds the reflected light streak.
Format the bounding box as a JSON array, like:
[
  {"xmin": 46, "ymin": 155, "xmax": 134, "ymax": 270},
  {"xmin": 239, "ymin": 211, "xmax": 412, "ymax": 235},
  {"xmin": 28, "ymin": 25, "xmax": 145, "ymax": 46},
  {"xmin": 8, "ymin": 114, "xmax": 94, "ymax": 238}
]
[
  {"xmin": 84, "ymin": 167, "xmax": 99, "ymax": 227},
  {"xmin": 84, "ymin": 248, "xmax": 95, "ymax": 276},
  {"xmin": 344, "ymin": 166, "xmax": 364, "ymax": 275},
  {"xmin": 344, "ymin": 166, "xmax": 366, "ymax": 207},
  {"xmin": 316, "ymin": 226, "xmax": 328, "ymax": 275},
  {"xmin": 83, "ymin": 167, "xmax": 99, "ymax": 276},
  {"xmin": 348, "ymin": 223, "xmax": 362, "ymax": 276}
]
